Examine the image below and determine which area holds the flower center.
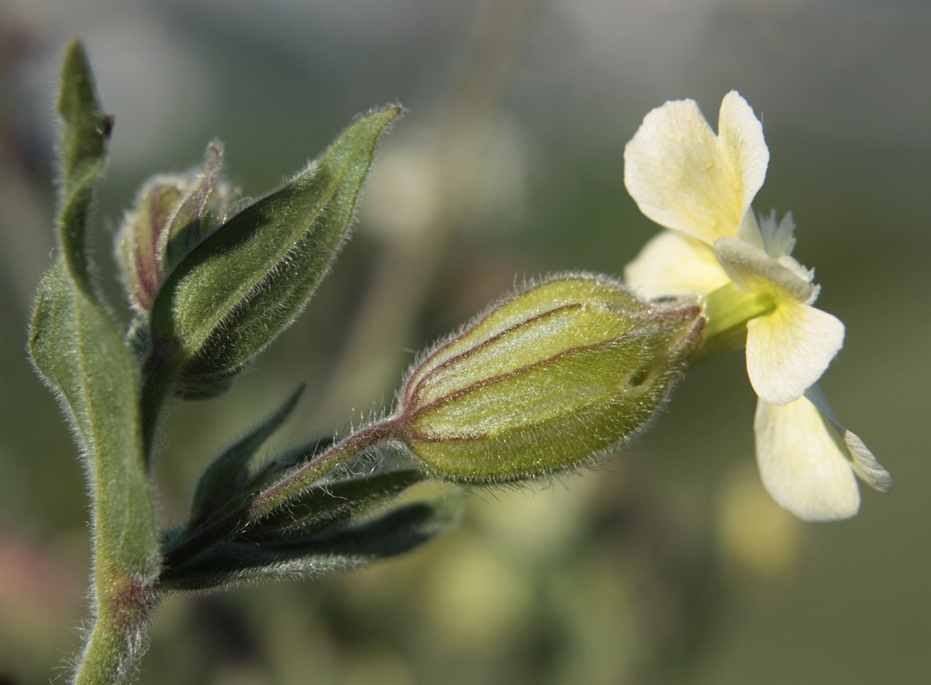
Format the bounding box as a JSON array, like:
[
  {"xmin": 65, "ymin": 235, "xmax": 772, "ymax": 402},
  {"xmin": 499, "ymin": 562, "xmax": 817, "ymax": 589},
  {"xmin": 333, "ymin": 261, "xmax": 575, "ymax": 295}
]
[{"xmin": 693, "ymin": 282, "xmax": 776, "ymax": 363}]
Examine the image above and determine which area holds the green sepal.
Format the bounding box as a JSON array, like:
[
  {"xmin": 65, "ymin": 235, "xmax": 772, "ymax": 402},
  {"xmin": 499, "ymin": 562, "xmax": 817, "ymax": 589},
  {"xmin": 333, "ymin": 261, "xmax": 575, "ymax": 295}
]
[
  {"xmin": 145, "ymin": 106, "xmax": 402, "ymax": 397},
  {"xmin": 158, "ymin": 497, "xmax": 460, "ymax": 593},
  {"xmin": 245, "ymin": 466, "xmax": 427, "ymax": 542},
  {"xmin": 187, "ymin": 385, "xmax": 305, "ymax": 529}
]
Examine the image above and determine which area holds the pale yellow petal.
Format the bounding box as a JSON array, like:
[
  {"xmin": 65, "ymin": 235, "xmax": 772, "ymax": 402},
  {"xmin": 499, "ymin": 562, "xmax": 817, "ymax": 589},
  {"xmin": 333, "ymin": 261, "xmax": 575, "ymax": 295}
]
[
  {"xmin": 804, "ymin": 386, "xmax": 893, "ymax": 493},
  {"xmin": 754, "ymin": 397, "xmax": 860, "ymax": 521},
  {"xmin": 746, "ymin": 300, "xmax": 845, "ymax": 406},
  {"xmin": 718, "ymin": 91, "xmax": 769, "ymax": 220},
  {"xmin": 624, "ymin": 230, "xmax": 730, "ymax": 299},
  {"xmin": 624, "ymin": 92, "xmax": 768, "ymax": 245}
]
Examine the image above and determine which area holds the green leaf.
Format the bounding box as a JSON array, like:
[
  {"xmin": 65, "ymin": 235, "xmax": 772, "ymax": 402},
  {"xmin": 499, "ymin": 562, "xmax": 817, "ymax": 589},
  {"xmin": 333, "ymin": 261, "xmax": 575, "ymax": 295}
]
[
  {"xmin": 29, "ymin": 41, "xmax": 159, "ymax": 591},
  {"xmin": 188, "ymin": 385, "xmax": 305, "ymax": 528},
  {"xmin": 244, "ymin": 466, "xmax": 427, "ymax": 542},
  {"xmin": 30, "ymin": 262, "xmax": 159, "ymax": 580},
  {"xmin": 158, "ymin": 497, "xmax": 460, "ymax": 593},
  {"xmin": 146, "ymin": 106, "xmax": 402, "ymax": 395},
  {"xmin": 308, "ymin": 497, "xmax": 461, "ymax": 557},
  {"xmin": 55, "ymin": 40, "xmax": 112, "ymax": 297},
  {"xmin": 31, "ymin": 41, "xmax": 161, "ymax": 685}
]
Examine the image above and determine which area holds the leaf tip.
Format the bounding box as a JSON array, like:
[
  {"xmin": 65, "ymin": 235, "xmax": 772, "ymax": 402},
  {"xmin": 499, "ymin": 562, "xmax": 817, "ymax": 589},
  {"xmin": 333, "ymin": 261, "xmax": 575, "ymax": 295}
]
[{"xmin": 58, "ymin": 40, "xmax": 97, "ymax": 114}]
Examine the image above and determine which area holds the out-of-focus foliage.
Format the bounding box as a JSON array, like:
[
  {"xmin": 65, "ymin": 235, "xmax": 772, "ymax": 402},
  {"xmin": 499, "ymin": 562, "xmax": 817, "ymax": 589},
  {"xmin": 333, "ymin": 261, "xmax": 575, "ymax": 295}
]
[{"xmin": 2, "ymin": 1, "xmax": 929, "ymax": 684}]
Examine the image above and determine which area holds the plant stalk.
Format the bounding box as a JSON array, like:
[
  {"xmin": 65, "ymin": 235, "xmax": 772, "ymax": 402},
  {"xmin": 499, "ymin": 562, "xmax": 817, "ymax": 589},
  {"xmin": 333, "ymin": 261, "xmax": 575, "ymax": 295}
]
[{"xmin": 73, "ymin": 572, "xmax": 158, "ymax": 685}]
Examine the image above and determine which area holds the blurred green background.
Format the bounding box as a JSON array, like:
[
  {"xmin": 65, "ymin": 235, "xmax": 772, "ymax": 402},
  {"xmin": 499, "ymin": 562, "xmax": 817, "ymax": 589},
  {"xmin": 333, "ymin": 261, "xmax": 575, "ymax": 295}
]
[{"xmin": 1, "ymin": 1, "xmax": 929, "ymax": 684}]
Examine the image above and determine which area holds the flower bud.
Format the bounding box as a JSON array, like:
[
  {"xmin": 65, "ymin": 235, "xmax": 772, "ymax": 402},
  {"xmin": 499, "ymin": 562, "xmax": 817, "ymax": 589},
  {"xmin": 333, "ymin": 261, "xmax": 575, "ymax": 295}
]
[
  {"xmin": 391, "ymin": 274, "xmax": 704, "ymax": 483},
  {"xmin": 116, "ymin": 143, "xmax": 230, "ymax": 312}
]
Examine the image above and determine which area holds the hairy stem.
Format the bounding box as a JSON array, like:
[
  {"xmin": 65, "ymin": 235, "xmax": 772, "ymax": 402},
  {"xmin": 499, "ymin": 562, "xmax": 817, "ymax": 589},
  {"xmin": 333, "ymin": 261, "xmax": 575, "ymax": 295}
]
[{"xmin": 73, "ymin": 573, "xmax": 158, "ymax": 685}]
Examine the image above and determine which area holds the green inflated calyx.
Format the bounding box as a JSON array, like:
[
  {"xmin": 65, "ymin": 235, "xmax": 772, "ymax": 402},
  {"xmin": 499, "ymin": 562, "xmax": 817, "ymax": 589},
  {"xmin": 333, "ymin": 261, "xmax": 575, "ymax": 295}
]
[{"xmin": 390, "ymin": 274, "xmax": 705, "ymax": 483}]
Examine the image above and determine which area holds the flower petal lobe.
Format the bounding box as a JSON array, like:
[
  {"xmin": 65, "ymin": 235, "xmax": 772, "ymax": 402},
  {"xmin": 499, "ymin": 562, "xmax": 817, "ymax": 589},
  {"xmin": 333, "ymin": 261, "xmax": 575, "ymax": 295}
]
[
  {"xmin": 754, "ymin": 397, "xmax": 860, "ymax": 521},
  {"xmin": 803, "ymin": 385, "xmax": 893, "ymax": 493},
  {"xmin": 624, "ymin": 92, "xmax": 768, "ymax": 245},
  {"xmin": 624, "ymin": 230, "xmax": 729, "ymax": 298},
  {"xmin": 746, "ymin": 300, "xmax": 844, "ymax": 405}
]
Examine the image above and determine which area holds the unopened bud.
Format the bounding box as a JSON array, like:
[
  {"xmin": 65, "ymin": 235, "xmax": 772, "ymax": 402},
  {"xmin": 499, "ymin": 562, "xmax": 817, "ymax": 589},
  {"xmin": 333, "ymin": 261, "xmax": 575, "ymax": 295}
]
[
  {"xmin": 116, "ymin": 143, "xmax": 230, "ymax": 312},
  {"xmin": 391, "ymin": 274, "xmax": 704, "ymax": 483}
]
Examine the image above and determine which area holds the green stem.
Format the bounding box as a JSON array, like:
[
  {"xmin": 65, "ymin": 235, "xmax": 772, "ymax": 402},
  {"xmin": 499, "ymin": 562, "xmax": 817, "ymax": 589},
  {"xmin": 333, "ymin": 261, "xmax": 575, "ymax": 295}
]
[
  {"xmin": 73, "ymin": 573, "xmax": 158, "ymax": 685},
  {"xmin": 249, "ymin": 420, "xmax": 399, "ymax": 518}
]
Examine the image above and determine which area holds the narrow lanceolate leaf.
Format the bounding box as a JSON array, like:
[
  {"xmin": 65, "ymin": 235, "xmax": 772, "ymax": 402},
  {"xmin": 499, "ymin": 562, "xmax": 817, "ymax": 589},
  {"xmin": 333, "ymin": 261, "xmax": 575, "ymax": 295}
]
[
  {"xmin": 187, "ymin": 385, "xmax": 305, "ymax": 529},
  {"xmin": 55, "ymin": 40, "xmax": 112, "ymax": 298},
  {"xmin": 244, "ymin": 467, "xmax": 427, "ymax": 542},
  {"xmin": 159, "ymin": 498, "xmax": 460, "ymax": 592},
  {"xmin": 146, "ymin": 106, "xmax": 401, "ymax": 395},
  {"xmin": 30, "ymin": 39, "xmax": 159, "ymax": 580}
]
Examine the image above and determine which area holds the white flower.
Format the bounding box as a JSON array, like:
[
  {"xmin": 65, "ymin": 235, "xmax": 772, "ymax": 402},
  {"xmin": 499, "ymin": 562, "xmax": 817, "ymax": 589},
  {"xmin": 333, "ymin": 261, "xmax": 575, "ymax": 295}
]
[{"xmin": 623, "ymin": 91, "xmax": 891, "ymax": 520}]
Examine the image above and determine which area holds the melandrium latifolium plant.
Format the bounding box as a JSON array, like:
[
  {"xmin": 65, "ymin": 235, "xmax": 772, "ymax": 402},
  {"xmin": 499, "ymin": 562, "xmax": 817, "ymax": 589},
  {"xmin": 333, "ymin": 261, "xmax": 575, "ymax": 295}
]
[{"xmin": 29, "ymin": 42, "xmax": 891, "ymax": 685}]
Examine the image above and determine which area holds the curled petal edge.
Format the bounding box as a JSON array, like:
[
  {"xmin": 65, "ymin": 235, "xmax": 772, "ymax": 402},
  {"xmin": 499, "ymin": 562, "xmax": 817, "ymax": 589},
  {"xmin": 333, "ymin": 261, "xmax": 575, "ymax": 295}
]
[{"xmin": 804, "ymin": 385, "xmax": 893, "ymax": 493}]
